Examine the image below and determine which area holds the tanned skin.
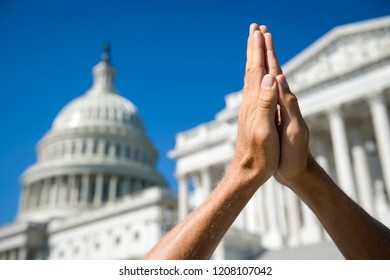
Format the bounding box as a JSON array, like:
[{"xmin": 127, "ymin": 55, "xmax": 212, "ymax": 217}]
[{"xmin": 144, "ymin": 24, "xmax": 390, "ymax": 260}]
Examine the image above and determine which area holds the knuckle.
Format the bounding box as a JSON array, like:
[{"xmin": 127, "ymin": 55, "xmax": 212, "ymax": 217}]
[
  {"xmin": 254, "ymin": 127, "xmax": 272, "ymax": 142},
  {"xmin": 270, "ymin": 66, "xmax": 283, "ymax": 76},
  {"xmin": 257, "ymin": 96, "xmax": 273, "ymax": 109},
  {"xmin": 286, "ymin": 92, "xmax": 299, "ymax": 108},
  {"xmin": 245, "ymin": 65, "xmax": 255, "ymax": 75}
]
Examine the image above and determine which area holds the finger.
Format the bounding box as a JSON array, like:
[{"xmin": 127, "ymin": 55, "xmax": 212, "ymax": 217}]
[
  {"xmin": 252, "ymin": 30, "xmax": 266, "ymax": 80},
  {"xmin": 243, "ymin": 29, "xmax": 266, "ymax": 106},
  {"xmin": 264, "ymin": 32, "xmax": 283, "ymax": 76},
  {"xmin": 244, "ymin": 24, "xmax": 261, "ymax": 106},
  {"xmin": 245, "ymin": 23, "xmax": 259, "ymax": 72},
  {"xmin": 259, "ymin": 25, "xmax": 268, "ymax": 34},
  {"xmin": 256, "ymin": 74, "xmax": 278, "ymax": 122},
  {"xmin": 276, "ymin": 75, "xmax": 304, "ymax": 126}
]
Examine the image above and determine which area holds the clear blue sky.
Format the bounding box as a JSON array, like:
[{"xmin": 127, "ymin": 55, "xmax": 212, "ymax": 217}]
[{"xmin": 0, "ymin": 0, "xmax": 389, "ymax": 226}]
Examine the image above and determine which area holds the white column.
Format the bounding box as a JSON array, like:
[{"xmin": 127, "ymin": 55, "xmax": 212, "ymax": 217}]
[
  {"xmin": 30, "ymin": 183, "xmax": 39, "ymax": 208},
  {"xmin": 8, "ymin": 250, "xmax": 17, "ymax": 260},
  {"xmin": 36, "ymin": 181, "xmax": 44, "ymax": 208},
  {"xmin": 50, "ymin": 177, "xmax": 60, "ymax": 206},
  {"xmin": 80, "ymin": 174, "xmax": 90, "ymax": 206},
  {"xmin": 328, "ymin": 108, "xmax": 356, "ymax": 199},
  {"xmin": 192, "ymin": 173, "xmax": 203, "ymax": 207},
  {"xmin": 98, "ymin": 140, "xmax": 105, "ymax": 157},
  {"xmin": 178, "ymin": 175, "xmax": 189, "ymax": 221},
  {"xmin": 368, "ymin": 93, "xmax": 390, "ymax": 199},
  {"xmin": 76, "ymin": 139, "xmax": 83, "ymax": 154},
  {"xmin": 201, "ymin": 168, "xmax": 212, "ymax": 196},
  {"xmin": 299, "ymin": 201, "xmax": 322, "ymax": 245},
  {"xmin": 312, "ymin": 135, "xmax": 332, "ymax": 241},
  {"xmin": 40, "ymin": 179, "xmax": 51, "ymax": 207},
  {"xmin": 28, "ymin": 184, "xmax": 38, "ymax": 209},
  {"xmin": 245, "ymin": 196, "xmax": 260, "ymax": 233},
  {"xmin": 58, "ymin": 176, "xmax": 68, "ymax": 206},
  {"xmin": 261, "ymin": 179, "xmax": 283, "ymax": 249},
  {"xmin": 285, "ymin": 188, "xmax": 301, "ymax": 246},
  {"xmin": 109, "ymin": 142, "xmax": 116, "ymax": 159},
  {"xmin": 254, "ymin": 190, "xmax": 267, "ymax": 235},
  {"xmin": 351, "ymin": 126, "xmax": 374, "ymax": 215},
  {"xmin": 21, "ymin": 185, "xmax": 31, "ymax": 212},
  {"xmin": 86, "ymin": 138, "xmax": 94, "ymax": 155},
  {"xmin": 313, "ymin": 136, "xmax": 330, "ymax": 172},
  {"xmin": 275, "ymin": 183, "xmax": 288, "ymax": 237},
  {"xmin": 121, "ymin": 177, "xmax": 130, "ymax": 197},
  {"xmin": 374, "ymin": 180, "xmax": 390, "ymax": 226},
  {"xmin": 18, "ymin": 248, "xmax": 27, "ymax": 260},
  {"xmin": 25, "ymin": 185, "xmax": 33, "ymax": 210},
  {"xmin": 109, "ymin": 176, "xmax": 118, "ymax": 202},
  {"xmin": 69, "ymin": 175, "xmax": 78, "ymax": 206},
  {"xmin": 94, "ymin": 174, "xmax": 104, "ymax": 206}
]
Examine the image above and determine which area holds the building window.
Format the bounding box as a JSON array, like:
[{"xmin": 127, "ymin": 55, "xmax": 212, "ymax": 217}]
[
  {"xmin": 141, "ymin": 151, "xmax": 147, "ymax": 164},
  {"xmin": 88, "ymin": 179, "xmax": 96, "ymax": 203},
  {"xmin": 81, "ymin": 140, "xmax": 87, "ymax": 154},
  {"xmin": 125, "ymin": 146, "xmax": 131, "ymax": 159},
  {"xmin": 115, "ymin": 143, "xmax": 121, "ymax": 157},
  {"xmin": 92, "ymin": 140, "xmax": 98, "ymax": 154},
  {"xmin": 104, "ymin": 142, "xmax": 110, "ymax": 156},
  {"xmin": 71, "ymin": 141, "xmax": 76, "ymax": 154},
  {"xmin": 102, "ymin": 180, "xmax": 109, "ymax": 202}
]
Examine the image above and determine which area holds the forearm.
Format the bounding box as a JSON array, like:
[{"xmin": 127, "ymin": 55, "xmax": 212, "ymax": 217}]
[
  {"xmin": 290, "ymin": 158, "xmax": 390, "ymax": 259},
  {"xmin": 144, "ymin": 167, "xmax": 265, "ymax": 260}
]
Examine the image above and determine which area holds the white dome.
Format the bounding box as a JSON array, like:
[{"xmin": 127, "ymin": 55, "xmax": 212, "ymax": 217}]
[
  {"xmin": 53, "ymin": 92, "xmax": 145, "ymax": 133},
  {"xmin": 53, "ymin": 49, "xmax": 145, "ymax": 134},
  {"xmin": 19, "ymin": 44, "xmax": 167, "ymax": 223}
]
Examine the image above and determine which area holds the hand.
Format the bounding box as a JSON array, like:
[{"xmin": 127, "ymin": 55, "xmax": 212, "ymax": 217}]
[
  {"xmin": 257, "ymin": 27, "xmax": 311, "ymax": 188},
  {"xmin": 230, "ymin": 24, "xmax": 280, "ymax": 186},
  {"xmin": 273, "ymin": 75, "xmax": 311, "ymax": 188}
]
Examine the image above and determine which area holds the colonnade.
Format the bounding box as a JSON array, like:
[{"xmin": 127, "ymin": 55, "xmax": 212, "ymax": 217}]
[
  {"xmin": 21, "ymin": 173, "xmax": 152, "ymax": 213},
  {"xmin": 41, "ymin": 137, "xmax": 155, "ymax": 168},
  {"xmin": 0, "ymin": 247, "xmax": 27, "ymax": 260}
]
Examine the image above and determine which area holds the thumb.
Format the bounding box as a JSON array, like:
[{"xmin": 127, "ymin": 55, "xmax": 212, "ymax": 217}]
[{"xmin": 256, "ymin": 74, "xmax": 278, "ymax": 122}]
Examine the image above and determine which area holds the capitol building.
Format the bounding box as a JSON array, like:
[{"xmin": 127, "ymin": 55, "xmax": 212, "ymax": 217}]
[{"xmin": 0, "ymin": 16, "xmax": 390, "ymax": 260}]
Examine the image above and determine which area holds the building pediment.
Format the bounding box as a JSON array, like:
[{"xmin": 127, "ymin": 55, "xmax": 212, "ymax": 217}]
[{"xmin": 283, "ymin": 16, "xmax": 390, "ymax": 94}]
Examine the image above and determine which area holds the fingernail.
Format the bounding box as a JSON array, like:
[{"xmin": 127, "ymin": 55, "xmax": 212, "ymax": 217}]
[
  {"xmin": 280, "ymin": 75, "xmax": 290, "ymax": 90},
  {"xmin": 262, "ymin": 74, "xmax": 275, "ymax": 88},
  {"xmin": 250, "ymin": 23, "xmax": 257, "ymax": 34}
]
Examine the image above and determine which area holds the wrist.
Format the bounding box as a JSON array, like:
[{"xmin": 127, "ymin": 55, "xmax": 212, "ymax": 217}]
[
  {"xmin": 276, "ymin": 152, "xmax": 317, "ymax": 190},
  {"xmin": 225, "ymin": 159, "xmax": 270, "ymax": 192},
  {"xmin": 287, "ymin": 155, "xmax": 325, "ymax": 195}
]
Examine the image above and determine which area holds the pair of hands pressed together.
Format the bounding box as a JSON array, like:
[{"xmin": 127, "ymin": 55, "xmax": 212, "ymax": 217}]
[
  {"xmin": 231, "ymin": 23, "xmax": 310, "ymax": 191},
  {"xmin": 144, "ymin": 24, "xmax": 390, "ymax": 260}
]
